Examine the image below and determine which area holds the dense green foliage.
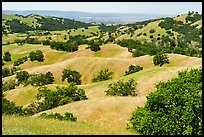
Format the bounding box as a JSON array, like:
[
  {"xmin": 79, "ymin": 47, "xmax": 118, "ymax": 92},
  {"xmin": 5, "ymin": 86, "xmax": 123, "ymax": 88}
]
[
  {"xmin": 28, "ymin": 50, "xmax": 44, "ymax": 62},
  {"xmin": 39, "ymin": 112, "xmax": 77, "ymax": 122},
  {"xmin": 92, "ymin": 68, "xmax": 113, "ymax": 82},
  {"xmin": 25, "ymin": 83, "xmax": 87, "ymax": 115},
  {"xmin": 61, "ymin": 69, "xmax": 82, "ymax": 85},
  {"xmin": 105, "ymin": 79, "xmax": 138, "ymax": 96},
  {"xmin": 3, "ymin": 52, "xmax": 12, "ymax": 62},
  {"xmin": 13, "ymin": 56, "xmax": 28, "ymax": 66},
  {"xmin": 125, "ymin": 65, "xmax": 143, "ymax": 75},
  {"xmin": 2, "ymin": 94, "xmax": 25, "ymax": 116},
  {"xmin": 5, "ymin": 19, "xmax": 34, "ymax": 33},
  {"xmin": 153, "ymin": 53, "xmax": 170, "ymax": 67},
  {"xmin": 28, "ymin": 72, "xmax": 54, "ymax": 86},
  {"xmin": 2, "ymin": 79, "xmax": 19, "ymax": 92},
  {"xmin": 128, "ymin": 68, "xmax": 202, "ymax": 135},
  {"xmin": 16, "ymin": 71, "xmax": 30, "ymax": 84}
]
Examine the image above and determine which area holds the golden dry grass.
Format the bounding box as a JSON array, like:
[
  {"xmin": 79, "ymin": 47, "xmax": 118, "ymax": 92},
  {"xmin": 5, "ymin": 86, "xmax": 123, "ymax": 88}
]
[{"xmin": 33, "ymin": 96, "xmax": 146, "ymax": 129}]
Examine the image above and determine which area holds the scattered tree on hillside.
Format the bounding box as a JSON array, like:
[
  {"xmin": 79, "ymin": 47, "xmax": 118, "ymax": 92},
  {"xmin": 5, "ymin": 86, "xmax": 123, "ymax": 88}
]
[
  {"xmin": 28, "ymin": 50, "xmax": 44, "ymax": 62},
  {"xmin": 92, "ymin": 68, "xmax": 114, "ymax": 82},
  {"xmin": 16, "ymin": 71, "xmax": 30, "ymax": 84},
  {"xmin": 105, "ymin": 79, "xmax": 138, "ymax": 96},
  {"xmin": 125, "ymin": 65, "xmax": 143, "ymax": 75},
  {"xmin": 61, "ymin": 69, "xmax": 82, "ymax": 85},
  {"xmin": 153, "ymin": 53, "xmax": 170, "ymax": 67}
]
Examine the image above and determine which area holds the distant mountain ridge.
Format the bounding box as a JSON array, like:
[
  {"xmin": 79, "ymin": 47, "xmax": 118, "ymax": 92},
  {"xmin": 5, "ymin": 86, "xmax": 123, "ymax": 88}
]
[{"xmin": 2, "ymin": 10, "xmax": 176, "ymax": 24}]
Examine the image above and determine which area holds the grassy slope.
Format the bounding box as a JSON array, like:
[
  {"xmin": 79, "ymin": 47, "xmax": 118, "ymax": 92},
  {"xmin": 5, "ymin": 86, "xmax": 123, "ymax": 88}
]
[
  {"xmin": 4, "ymin": 52, "xmax": 202, "ymax": 131},
  {"xmin": 2, "ymin": 115, "xmax": 136, "ymax": 135}
]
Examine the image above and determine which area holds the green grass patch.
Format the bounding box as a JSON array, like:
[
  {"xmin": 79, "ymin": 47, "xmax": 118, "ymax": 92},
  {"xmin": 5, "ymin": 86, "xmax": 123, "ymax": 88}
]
[{"xmin": 2, "ymin": 115, "xmax": 136, "ymax": 135}]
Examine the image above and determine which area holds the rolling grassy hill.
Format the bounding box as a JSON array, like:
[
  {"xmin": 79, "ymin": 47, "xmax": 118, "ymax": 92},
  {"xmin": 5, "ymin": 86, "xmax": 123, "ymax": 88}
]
[{"xmin": 2, "ymin": 12, "xmax": 202, "ymax": 135}]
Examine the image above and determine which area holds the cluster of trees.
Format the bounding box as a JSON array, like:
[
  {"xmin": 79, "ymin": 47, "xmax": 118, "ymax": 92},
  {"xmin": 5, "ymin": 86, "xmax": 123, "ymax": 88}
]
[
  {"xmin": 128, "ymin": 68, "xmax": 202, "ymax": 135},
  {"xmin": 117, "ymin": 39, "xmax": 202, "ymax": 58},
  {"xmin": 92, "ymin": 68, "xmax": 114, "ymax": 82},
  {"xmin": 99, "ymin": 25, "xmax": 118, "ymax": 33},
  {"xmin": 35, "ymin": 16, "xmax": 92, "ymax": 31},
  {"xmin": 28, "ymin": 50, "xmax": 44, "ymax": 62},
  {"xmin": 186, "ymin": 12, "xmax": 202, "ymax": 23},
  {"xmin": 5, "ymin": 19, "xmax": 34, "ymax": 33},
  {"xmin": 125, "ymin": 65, "xmax": 143, "ymax": 75},
  {"xmin": 39, "ymin": 112, "xmax": 77, "ymax": 122},
  {"xmin": 13, "ymin": 56, "xmax": 28, "ymax": 66},
  {"xmin": 25, "ymin": 83, "xmax": 88, "ymax": 115},
  {"xmin": 158, "ymin": 17, "xmax": 201, "ymax": 46},
  {"xmin": 28, "ymin": 72, "xmax": 54, "ymax": 86},
  {"xmin": 105, "ymin": 79, "xmax": 138, "ymax": 96},
  {"xmin": 62, "ymin": 69, "xmax": 82, "ymax": 85},
  {"xmin": 16, "ymin": 71, "xmax": 54, "ymax": 86}
]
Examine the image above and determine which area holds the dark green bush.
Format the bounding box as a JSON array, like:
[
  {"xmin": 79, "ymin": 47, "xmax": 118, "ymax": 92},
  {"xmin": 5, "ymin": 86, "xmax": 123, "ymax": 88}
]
[
  {"xmin": 92, "ymin": 68, "xmax": 114, "ymax": 82},
  {"xmin": 28, "ymin": 50, "xmax": 44, "ymax": 62},
  {"xmin": 62, "ymin": 69, "xmax": 82, "ymax": 85},
  {"xmin": 16, "ymin": 71, "xmax": 30, "ymax": 84},
  {"xmin": 149, "ymin": 29, "xmax": 156, "ymax": 33},
  {"xmin": 128, "ymin": 68, "xmax": 202, "ymax": 135},
  {"xmin": 3, "ymin": 51, "xmax": 12, "ymax": 62},
  {"xmin": 125, "ymin": 65, "xmax": 143, "ymax": 75},
  {"xmin": 39, "ymin": 112, "xmax": 77, "ymax": 122},
  {"xmin": 105, "ymin": 79, "xmax": 138, "ymax": 96}
]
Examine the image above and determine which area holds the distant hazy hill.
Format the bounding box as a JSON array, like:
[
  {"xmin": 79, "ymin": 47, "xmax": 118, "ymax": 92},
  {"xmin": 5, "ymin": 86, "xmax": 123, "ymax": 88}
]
[
  {"xmin": 2, "ymin": 13, "xmax": 93, "ymax": 33},
  {"xmin": 2, "ymin": 10, "xmax": 175, "ymax": 24}
]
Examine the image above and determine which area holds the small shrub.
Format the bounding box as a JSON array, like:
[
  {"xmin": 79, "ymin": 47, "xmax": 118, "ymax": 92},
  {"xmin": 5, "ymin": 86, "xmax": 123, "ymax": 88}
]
[
  {"xmin": 125, "ymin": 65, "xmax": 143, "ymax": 75},
  {"xmin": 39, "ymin": 112, "xmax": 77, "ymax": 122},
  {"xmin": 105, "ymin": 79, "xmax": 138, "ymax": 96},
  {"xmin": 92, "ymin": 68, "xmax": 114, "ymax": 82},
  {"xmin": 3, "ymin": 52, "xmax": 12, "ymax": 62},
  {"xmin": 149, "ymin": 29, "xmax": 156, "ymax": 33}
]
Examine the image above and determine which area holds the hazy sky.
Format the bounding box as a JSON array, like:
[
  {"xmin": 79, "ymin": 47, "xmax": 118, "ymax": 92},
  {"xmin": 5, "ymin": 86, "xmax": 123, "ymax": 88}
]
[{"xmin": 2, "ymin": 2, "xmax": 202, "ymax": 15}]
